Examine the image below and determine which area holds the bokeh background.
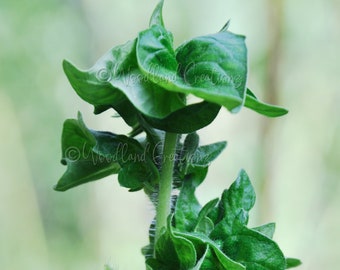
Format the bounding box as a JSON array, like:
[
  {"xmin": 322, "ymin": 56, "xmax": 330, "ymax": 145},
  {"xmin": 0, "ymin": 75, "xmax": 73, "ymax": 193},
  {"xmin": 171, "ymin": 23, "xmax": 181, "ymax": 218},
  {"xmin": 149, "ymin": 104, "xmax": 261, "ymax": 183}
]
[{"xmin": 1, "ymin": 0, "xmax": 339, "ymax": 269}]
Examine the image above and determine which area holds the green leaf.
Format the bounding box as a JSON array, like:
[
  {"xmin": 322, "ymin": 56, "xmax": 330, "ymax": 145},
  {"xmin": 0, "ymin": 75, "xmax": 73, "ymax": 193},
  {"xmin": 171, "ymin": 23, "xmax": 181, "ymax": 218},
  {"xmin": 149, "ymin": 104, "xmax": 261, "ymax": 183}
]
[
  {"xmin": 173, "ymin": 167, "xmax": 300, "ymax": 270},
  {"xmin": 174, "ymin": 168, "xmax": 217, "ymax": 234},
  {"xmin": 176, "ymin": 231, "xmax": 245, "ymax": 270},
  {"xmin": 177, "ymin": 133, "xmax": 200, "ymax": 177},
  {"xmin": 168, "ymin": 225, "xmax": 197, "ymax": 269},
  {"xmin": 54, "ymin": 113, "xmax": 120, "ymax": 191},
  {"xmin": 62, "ymin": 60, "xmax": 129, "ymax": 121},
  {"xmin": 190, "ymin": 141, "xmax": 227, "ymax": 167},
  {"xmin": 285, "ymin": 258, "xmax": 302, "ymax": 269},
  {"xmin": 182, "ymin": 133, "xmax": 200, "ymax": 161},
  {"xmin": 212, "ymin": 243, "xmax": 246, "ymax": 270},
  {"xmin": 176, "ymin": 31, "xmax": 247, "ymax": 112},
  {"xmin": 252, "ymin": 223, "xmax": 276, "ymax": 239},
  {"xmin": 175, "ymin": 175, "xmax": 202, "ymax": 232},
  {"xmin": 107, "ymin": 98, "xmax": 139, "ymax": 127},
  {"xmin": 144, "ymin": 101, "xmax": 221, "ymax": 133},
  {"xmin": 244, "ymin": 89, "xmax": 288, "ymax": 117},
  {"xmin": 204, "ymin": 171, "xmax": 296, "ymax": 269},
  {"xmin": 194, "ymin": 217, "xmax": 215, "ymax": 236},
  {"xmin": 145, "ymin": 259, "xmax": 167, "ymax": 270},
  {"xmin": 145, "ymin": 263, "xmax": 154, "ymax": 270},
  {"xmin": 149, "ymin": 0, "xmax": 165, "ymax": 27},
  {"xmin": 63, "ymin": 39, "xmax": 186, "ymax": 119},
  {"xmin": 91, "ymin": 129, "xmax": 159, "ymax": 191},
  {"xmin": 194, "ymin": 245, "xmax": 244, "ymax": 270},
  {"xmin": 219, "ymin": 19, "xmax": 231, "ymax": 32},
  {"xmin": 62, "ymin": 59, "xmax": 125, "ymax": 108},
  {"xmin": 191, "ymin": 246, "xmax": 211, "ymax": 270},
  {"xmin": 185, "ymin": 165, "xmax": 209, "ymax": 188},
  {"xmin": 154, "ymin": 216, "xmax": 197, "ymax": 269},
  {"xmin": 222, "ymin": 225, "xmax": 286, "ymax": 270},
  {"xmin": 194, "ymin": 198, "xmax": 219, "ymax": 234},
  {"xmin": 210, "ymin": 170, "xmax": 255, "ymax": 237},
  {"xmin": 137, "ymin": 24, "xmax": 247, "ymax": 113},
  {"xmin": 225, "ymin": 169, "xmax": 256, "ymax": 213},
  {"xmin": 54, "ymin": 113, "xmax": 159, "ymax": 191}
]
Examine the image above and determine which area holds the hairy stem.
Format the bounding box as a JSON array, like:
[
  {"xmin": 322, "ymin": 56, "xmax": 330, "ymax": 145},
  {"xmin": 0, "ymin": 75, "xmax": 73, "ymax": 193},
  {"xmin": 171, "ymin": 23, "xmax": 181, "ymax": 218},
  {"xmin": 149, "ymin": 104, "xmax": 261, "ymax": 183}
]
[{"xmin": 155, "ymin": 132, "xmax": 178, "ymax": 244}]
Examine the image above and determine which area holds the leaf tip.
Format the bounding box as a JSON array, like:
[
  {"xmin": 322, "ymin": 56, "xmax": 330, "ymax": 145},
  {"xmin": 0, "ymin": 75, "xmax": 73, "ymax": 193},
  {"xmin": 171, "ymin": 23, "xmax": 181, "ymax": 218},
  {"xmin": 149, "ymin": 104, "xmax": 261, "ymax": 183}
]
[
  {"xmin": 62, "ymin": 59, "xmax": 85, "ymax": 86},
  {"xmin": 149, "ymin": 0, "xmax": 165, "ymax": 27},
  {"xmin": 238, "ymin": 168, "xmax": 248, "ymax": 178},
  {"xmin": 286, "ymin": 257, "xmax": 302, "ymax": 268},
  {"xmin": 244, "ymin": 89, "xmax": 289, "ymax": 118},
  {"xmin": 230, "ymin": 104, "xmax": 243, "ymax": 114},
  {"xmin": 220, "ymin": 19, "xmax": 231, "ymax": 32},
  {"xmin": 266, "ymin": 107, "xmax": 289, "ymax": 118},
  {"xmin": 278, "ymin": 108, "xmax": 289, "ymax": 116},
  {"xmin": 53, "ymin": 184, "xmax": 64, "ymax": 192},
  {"xmin": 77, "ymin": 111, "xmax": 83, "ymax": 121},
  {"xmin": 62, "ymin": 59, "xmax": 74, "ymax": 73}
]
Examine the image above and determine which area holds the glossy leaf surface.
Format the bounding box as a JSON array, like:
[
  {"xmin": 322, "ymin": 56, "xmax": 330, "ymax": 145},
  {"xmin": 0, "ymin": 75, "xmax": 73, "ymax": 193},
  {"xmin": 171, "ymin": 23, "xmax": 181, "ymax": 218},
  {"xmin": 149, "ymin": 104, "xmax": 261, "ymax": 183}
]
[
  {"xmin": 63, "ymin": 40, "xmax": 186, "ymax": 119},
  {"xmin": 137, "ymin": 24, "xmax": 247, "ymax": 113}
]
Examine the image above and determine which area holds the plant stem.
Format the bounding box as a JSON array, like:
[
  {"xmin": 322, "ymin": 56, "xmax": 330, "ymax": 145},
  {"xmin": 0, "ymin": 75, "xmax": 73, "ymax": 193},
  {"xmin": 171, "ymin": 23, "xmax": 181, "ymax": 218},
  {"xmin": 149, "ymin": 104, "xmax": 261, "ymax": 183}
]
[{"xmin": 155, "ymin": 132, "xmax": 178, "ymax": 244}]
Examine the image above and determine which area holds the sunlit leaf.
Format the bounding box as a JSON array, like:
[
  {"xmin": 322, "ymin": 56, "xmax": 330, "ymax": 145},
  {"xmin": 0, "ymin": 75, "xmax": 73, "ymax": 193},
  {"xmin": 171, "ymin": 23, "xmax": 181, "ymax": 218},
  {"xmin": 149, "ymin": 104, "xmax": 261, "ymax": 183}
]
[
  {"xmin": 137, "ymin": 24, "xmax": 247, "ymax": 113},
  {"xmin": 63, "ymin": 39, "xmax": 185, "ymax": 119}
]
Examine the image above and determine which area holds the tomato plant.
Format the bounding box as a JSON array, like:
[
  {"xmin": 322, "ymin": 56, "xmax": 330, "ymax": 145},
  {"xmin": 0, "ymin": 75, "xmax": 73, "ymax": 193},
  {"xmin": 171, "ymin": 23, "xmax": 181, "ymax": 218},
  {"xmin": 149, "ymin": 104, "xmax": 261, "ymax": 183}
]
[{"xmin": 55, "ymin": 1, "xmax": 301, "ymax": 269}]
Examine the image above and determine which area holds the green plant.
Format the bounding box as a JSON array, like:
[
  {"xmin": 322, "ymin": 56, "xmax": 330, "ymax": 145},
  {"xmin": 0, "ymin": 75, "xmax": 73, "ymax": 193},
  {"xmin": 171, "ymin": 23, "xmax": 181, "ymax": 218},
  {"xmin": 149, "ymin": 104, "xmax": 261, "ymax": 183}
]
[{"xmin": 55, "ymin": 1, "xmax": 301, "ymax": 269}]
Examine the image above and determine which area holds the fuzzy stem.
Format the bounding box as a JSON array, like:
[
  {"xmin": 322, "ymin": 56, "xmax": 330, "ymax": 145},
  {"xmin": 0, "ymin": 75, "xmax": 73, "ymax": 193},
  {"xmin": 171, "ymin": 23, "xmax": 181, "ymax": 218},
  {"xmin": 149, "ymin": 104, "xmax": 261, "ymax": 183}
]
[{"xmin": 155, "ymin": 132, "xmax": 178, "ymax": 244}]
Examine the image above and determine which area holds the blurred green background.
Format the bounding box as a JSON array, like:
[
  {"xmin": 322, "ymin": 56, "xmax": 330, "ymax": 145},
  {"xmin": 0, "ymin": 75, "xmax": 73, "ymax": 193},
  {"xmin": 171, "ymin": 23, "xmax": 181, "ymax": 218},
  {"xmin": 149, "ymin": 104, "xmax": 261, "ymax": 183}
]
[{"xmin": 1, "ymin": 0, "xmax": 339, "ymax": 269}]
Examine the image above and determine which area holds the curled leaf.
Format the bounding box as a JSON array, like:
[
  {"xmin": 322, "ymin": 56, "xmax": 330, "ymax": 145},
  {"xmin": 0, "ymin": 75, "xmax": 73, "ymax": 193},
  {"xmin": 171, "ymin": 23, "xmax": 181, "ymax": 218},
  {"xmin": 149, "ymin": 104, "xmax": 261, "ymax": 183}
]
[
  {"xmin": 54, "ymin": 113, "xmax": 159, "ymax": 191},
  {"xmin": 137, "ymin": 24, "xmax": 247, "ymax": 113},
  {"xmin": 63, "ymin": 39, "xmax": 185, "ymax": 119}
]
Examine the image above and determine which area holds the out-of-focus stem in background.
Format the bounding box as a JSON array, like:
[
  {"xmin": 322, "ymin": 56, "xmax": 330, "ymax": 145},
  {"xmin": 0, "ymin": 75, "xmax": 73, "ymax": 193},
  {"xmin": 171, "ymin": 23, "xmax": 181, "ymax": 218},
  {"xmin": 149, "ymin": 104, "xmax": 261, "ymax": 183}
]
[{"xmin": 257, "ymin": 0, "xmax": 284, "ymax": 223}]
